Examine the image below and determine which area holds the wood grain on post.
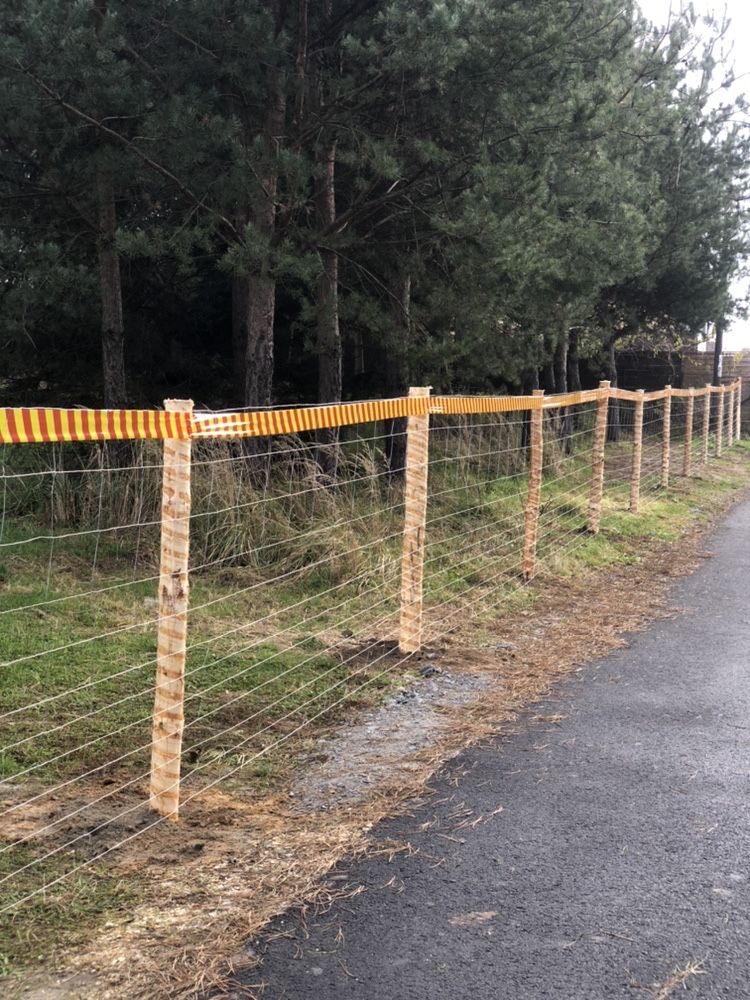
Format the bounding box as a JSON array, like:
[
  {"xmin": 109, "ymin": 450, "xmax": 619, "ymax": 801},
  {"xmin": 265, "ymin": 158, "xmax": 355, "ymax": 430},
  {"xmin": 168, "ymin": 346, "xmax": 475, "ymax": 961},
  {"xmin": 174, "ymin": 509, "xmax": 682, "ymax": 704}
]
[
  {"xmin": 682, "ymin": 387, "xmax": 695, "ymax": 477},
  {"xmin": 630, "ymin": 389, "xmax": 645, "ymax": 513},
  {"xmin": 728, "ymin": 383, "xmax": 733, "ymax": 443},
  {"xmin": 522, "ymin": 390, "xmax": 545, "ymax": 579},
  {"xmin": 737, "ymin": 377, "xmax": 743, "ymax": 442},
  {"xmin": 702, "ymin": 383, "xmax": 711, "ymax": 465},
  {"xmin": 660, "ymin": 385, "xmax": 671, "ymax": 488},
  {"xmin": 587, "ymin": 380, "xmax": 610, "ymax": 534},
  {"xmin": 716, "ymin": 387, "xmax": 724, "ymax": 457},
  {"xmin": 724, "ymin": 385, "xmax": 734, "ymax": 448},
  {"xmin": 726, "ymin": 386, "xmax": 732, "ymax": 445},
  {"xmin": 150, "ymin": 399, "xmax": 193, "ymax": 820},
  {"xmin": 399, "ymin": 387, "xmax": 431, "ymax": 655}
]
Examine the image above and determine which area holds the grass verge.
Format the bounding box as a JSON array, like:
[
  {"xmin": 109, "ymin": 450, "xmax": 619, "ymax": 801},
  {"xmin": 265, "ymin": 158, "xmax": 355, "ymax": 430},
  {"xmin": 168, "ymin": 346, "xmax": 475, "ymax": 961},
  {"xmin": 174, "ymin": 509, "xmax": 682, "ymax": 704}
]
[{"xmin": 0, "ymin": 427, "xmax": 748, "ymax": 992}]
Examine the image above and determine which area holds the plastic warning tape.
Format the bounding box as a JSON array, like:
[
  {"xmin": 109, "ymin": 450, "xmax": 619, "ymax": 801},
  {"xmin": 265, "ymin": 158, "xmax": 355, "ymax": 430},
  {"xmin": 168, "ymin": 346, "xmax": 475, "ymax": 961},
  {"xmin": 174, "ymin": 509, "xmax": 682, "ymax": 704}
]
[
  {"xmin": 609, "ymin": 382, "xmax": 738, "ymax": 403},
  {"xmin": 542, "ymin": 388, "xmax": 603, "ymax": 408},
  {"xmin": 608, "ymin": 387, "xmax": 664, "ymax": 401},
  {"xmin": 191, "ymin": 396, "xmax": 432, "ymax": 439},
  {"xmin": 0, "ymin": 407, "xmax": 191, "ymax": 444},
  {"xmin": 192, "ymin": 393, "xmax": 544, "ymax": 439},
  {"xmin": 430, "ymin": 394, "xmax": 541, "ymax": 415},
  {"xmin": 2, "ymin": 380, "xmax": 739, "ymax": 445}
]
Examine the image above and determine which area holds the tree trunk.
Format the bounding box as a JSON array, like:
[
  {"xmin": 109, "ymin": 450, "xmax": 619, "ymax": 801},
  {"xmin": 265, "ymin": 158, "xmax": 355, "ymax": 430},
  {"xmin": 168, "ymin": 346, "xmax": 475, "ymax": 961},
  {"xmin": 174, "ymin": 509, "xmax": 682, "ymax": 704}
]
[
  {"xmin": 568, "ymin": 329, "xmax": 582, "ymax": 392},
  {"xmin": 553, "ymin": 336, "xmax": 568, "ymax": 395},
  {"xmin": 230, "ymin": 202, "xmax": 249, "ymax": 402},
  {"xmin": 235, "ymin": 271, "xmax": 275, "ymax": 480},
  {"xmin": 521, "ymin": 368, "xmax": 540, "ymax": 452},
  {"xmin": 244, "ymin": 274, "xmax": 276, "ymax": 409},
  {"xmin": 712, "ymin": 321, "xmax": 724, "ymax": 385},
  {"xmin": 93, "ymin": 0, "xmax": 125, "ymax": 415},
  {"xmin": 385, "ymin": 273, "xmax": 411, "ymax": 478},
  {"xmin": 606, "ymin": 337, "xmax": 620, "ymax": 442},
  {"xmin": 231, "ymin": 40, "xmax": 285, "ymax": 477},
  {"xmin": 315, "ymin": 139, "xmax": 342, "ymax": 478},
  {"xmin": 554, "ymin": 334, "xmax": 572, "ymax": 454},
  {"xmin": 542, "ymin": 344, "xmax": 557, "ymax": 441},
  {"xmin": 542, "ymin": 360, "xmax": 556, "ymax": 394},
  {"xmin": 95, "ymin": 154, "xmax": 126, "ymax": 409},
  {"xmin": 237, "ymin": 49, "xmax": 286, "ymax": 411},
  {"xmin": 231, "ymin": 271, "xmax": 249, "ymax": 401},
  {"xmin": 711, "ymin": 321, "xmax": 724, "ymax": 428}
]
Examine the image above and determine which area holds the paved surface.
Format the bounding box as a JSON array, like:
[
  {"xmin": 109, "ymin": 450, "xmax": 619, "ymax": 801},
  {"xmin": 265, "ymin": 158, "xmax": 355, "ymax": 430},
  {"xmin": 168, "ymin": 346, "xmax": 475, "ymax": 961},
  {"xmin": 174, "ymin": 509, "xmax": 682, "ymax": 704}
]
[{"xmin": 243, "ymin": 502, "xmax": 750, "ymax": 999}]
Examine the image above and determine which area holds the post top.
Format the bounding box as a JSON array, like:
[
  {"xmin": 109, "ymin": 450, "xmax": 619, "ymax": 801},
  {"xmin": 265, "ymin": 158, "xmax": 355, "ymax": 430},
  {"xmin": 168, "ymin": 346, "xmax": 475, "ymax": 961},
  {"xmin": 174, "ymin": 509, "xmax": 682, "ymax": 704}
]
[
  {"xmin": 164, "ymin": 399, "xmax": 194, "ymax": 412},
  {"xmin": 407, "ymin": 386, "xmax": 431, "ymax": 397},
  {"xmin": 532, "ymin": 388, "xmax": 545, "ymax": 397},
  {"xmin": 598, "ymin": 379, "xmax": 611, "ymax": 388}
]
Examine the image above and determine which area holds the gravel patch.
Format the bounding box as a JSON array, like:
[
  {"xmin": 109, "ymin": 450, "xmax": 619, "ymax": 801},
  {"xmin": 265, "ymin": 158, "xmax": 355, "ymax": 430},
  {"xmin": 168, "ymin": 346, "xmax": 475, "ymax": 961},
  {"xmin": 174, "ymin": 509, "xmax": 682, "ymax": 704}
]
[{"xmin": 290, "ymin": 664, "xmax": 492, "ymax": 812}]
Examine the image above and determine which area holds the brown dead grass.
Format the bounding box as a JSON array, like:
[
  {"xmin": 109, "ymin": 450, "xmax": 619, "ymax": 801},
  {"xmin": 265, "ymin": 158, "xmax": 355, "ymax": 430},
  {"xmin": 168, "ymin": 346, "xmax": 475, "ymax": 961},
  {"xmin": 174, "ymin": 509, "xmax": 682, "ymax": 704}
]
[
  {"xmin": 10, "ymin": 469, "xmax": 749, "ymax": 1000},
  {"xmin": 646, "ymin": 960, "xmax": 707, "ymax": 999}
]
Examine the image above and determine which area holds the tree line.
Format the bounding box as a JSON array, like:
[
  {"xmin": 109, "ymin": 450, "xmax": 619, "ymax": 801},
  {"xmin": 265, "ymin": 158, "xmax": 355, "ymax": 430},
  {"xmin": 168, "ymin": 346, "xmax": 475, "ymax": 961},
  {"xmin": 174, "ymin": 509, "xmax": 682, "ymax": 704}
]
[{"xmin": 1, "ymin": 0, "xmax": 748, "ymax": 411}]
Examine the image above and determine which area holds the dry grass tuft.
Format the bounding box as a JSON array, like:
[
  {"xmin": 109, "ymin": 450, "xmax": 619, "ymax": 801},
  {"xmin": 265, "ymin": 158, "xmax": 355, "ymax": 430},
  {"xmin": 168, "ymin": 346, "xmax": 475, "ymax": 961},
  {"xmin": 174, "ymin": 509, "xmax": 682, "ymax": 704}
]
[{"xmin": 652, "ymin": 959, "xmax": 706, "ymax": 999}]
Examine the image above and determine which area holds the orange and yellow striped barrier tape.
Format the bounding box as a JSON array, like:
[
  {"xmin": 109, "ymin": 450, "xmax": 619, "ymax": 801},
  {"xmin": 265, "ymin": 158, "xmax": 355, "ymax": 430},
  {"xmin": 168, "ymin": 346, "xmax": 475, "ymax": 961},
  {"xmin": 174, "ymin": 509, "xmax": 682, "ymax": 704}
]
[
  {"xmin": 192, "ymin": 394, "xmax": 543, "ymax": 439},
  {"xmin": 0, "ymin": 407, "xmax": 192, "ymax": 444},
  {"xmin": 191, "ymin": 396, "xmax": 431, "ymax": 439},
  {"xmin": 0, "ymin": 379, "xmax": 740, "ymax": 444}
]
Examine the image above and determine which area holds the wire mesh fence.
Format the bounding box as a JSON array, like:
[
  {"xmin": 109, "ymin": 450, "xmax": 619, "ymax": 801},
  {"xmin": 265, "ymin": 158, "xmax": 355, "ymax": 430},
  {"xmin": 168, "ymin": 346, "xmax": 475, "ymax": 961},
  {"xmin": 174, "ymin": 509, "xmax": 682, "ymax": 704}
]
[{"xmin": 0, "ymin": 379, "xmax": 742, "ymax": 921}]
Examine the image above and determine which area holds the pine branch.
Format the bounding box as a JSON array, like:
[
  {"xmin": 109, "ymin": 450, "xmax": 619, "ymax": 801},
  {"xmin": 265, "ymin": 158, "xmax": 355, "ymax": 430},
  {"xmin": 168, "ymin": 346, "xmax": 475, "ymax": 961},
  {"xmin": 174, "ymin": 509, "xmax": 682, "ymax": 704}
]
[{"xmin": 11, "ymin": 60, "xmax": 240, "ymax": 243}]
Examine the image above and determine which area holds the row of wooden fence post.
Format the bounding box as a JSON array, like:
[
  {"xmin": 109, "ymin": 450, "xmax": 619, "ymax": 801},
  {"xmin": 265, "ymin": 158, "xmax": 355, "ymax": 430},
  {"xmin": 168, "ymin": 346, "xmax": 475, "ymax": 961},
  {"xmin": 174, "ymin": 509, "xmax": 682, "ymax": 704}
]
[{"xmin": 148, "ymin": 380, "xmax": 742, "ymax": 819}]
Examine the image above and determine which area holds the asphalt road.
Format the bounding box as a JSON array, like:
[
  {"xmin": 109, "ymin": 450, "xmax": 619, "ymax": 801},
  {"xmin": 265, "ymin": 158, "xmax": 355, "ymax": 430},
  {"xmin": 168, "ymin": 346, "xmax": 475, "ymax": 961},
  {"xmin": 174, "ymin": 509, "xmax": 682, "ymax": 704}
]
[{"xmin": 243, "ymin": 501, "xmax": 750, "ymax": 999}]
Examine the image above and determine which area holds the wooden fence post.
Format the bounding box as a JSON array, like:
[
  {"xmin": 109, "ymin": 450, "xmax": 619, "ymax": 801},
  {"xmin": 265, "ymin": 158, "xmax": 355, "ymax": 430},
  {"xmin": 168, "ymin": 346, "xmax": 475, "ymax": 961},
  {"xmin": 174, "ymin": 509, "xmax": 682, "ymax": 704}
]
[
  {"xmin": 702, "ymin": 383, "xmax": 711, "ymax": 465},
  {"xmin": 660, "ymin": 385, "xmax": 672, "ymax": 488},
  {"xmin": 150, "ymin": 399, "xmax": 193, "ymax": 820},
  {"xmin": 587, "ymin": 380, "xmax": 610, "ymax": 534},
  {"xmin": 399, "ymin": 387, "xmax": 431, "ymax": 654},
  {"xmin": 727, "ymin": 383, "xmax": 735, "ymax": 447},
  {"xmin": 736, "ymin": 377, "xmax": 742, "ymax": 442},
  {"xmin": 716, "ymin": 387, "xmax": 724, "ymax": 457},
  {"xmin": 682, "ymin": 387, "xmax": 695, "ymax": 477},
  {"xmin": 522, "ymin": 390, "xmax": 545, "ymax": 579},
  {"xmin": 630, "ymin": 389, "xmax": 645, "ymax": 513}
]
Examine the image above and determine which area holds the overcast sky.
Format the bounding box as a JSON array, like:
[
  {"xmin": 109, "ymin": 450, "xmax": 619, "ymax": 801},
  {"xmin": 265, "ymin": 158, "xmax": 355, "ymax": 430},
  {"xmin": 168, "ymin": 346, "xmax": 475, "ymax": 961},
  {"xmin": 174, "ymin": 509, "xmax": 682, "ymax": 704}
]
[{"xmin": 637, "ymin": 0, "xmax": 749, "ymax": 349}]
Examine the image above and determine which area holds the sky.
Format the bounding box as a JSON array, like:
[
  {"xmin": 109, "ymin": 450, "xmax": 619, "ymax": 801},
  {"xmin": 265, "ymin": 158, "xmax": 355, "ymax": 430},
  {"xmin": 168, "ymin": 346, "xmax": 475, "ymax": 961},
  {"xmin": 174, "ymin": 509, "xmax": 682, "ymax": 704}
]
[{"xmin": 637, "ymin": 0, "xmax": 750, "ymax": 350}]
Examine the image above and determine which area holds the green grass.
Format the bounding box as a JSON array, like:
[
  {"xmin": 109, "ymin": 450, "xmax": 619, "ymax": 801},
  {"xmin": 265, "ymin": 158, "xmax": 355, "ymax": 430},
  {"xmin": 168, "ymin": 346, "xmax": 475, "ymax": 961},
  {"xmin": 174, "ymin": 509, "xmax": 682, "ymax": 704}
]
[
  {"xmin": 0, "ymin": 849, "xmax": 142, "ymax": 980},
  {"xmin": 0, "ymin": 422, "xmax": 748, "ymax": 974}
]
